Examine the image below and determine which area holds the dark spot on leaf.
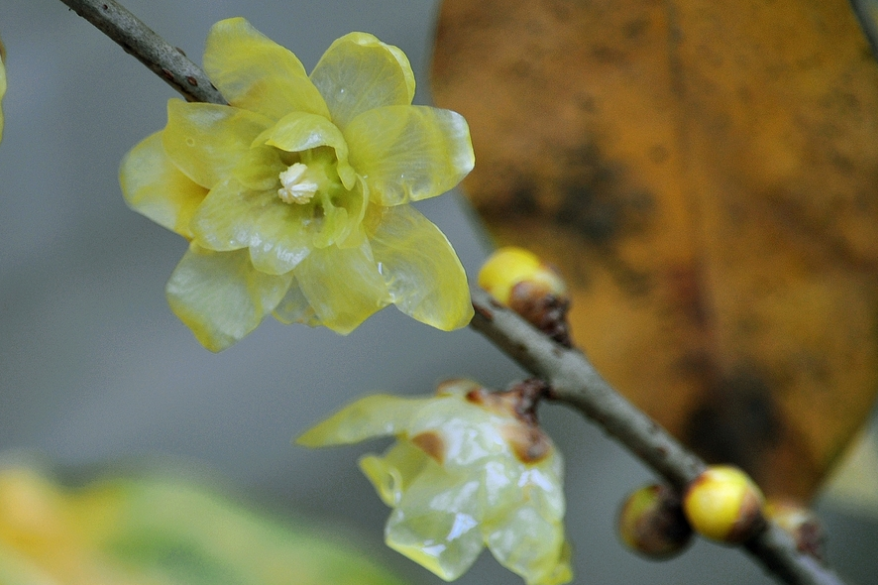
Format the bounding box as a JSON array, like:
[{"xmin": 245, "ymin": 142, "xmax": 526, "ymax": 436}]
[
  {"xmin": 510, "ymin": 184, "xmax": 539, "ymax": 215},
  {"xmin": 623, "ymin": 16, "xmax": 650, "ymax": 39},
  {"xmin": 684, "ymin": 367, "xmax": 784, "ymax": 476},
  {"xmin": 591, "ymin": 44, "xmax": 627, "ymax": 64},
  {"xmin": 667, "ymin": 264, "xmax": 710, "ymax": 327},
  {"xmin": 511, "ymin": 58, "xmax": 535, "ymax": 78},
  {"xmin": 649, "ymin": 145, "xmax": 669, "ymax": 164},
  {"xmin": 556, "ymin": 181, "xmax": 620, "ymax": 245},
  {"xmin": 575, "ymin": 92, "xmax": 597, "ymax": 113}
]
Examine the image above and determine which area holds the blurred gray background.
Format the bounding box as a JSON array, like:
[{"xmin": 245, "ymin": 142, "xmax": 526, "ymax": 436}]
[{"xmin": 0, "ymin": 1, "xmax": 875, "ymax": 584}]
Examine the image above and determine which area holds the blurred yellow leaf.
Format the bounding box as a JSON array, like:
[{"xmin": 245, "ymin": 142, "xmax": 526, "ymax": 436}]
[
  {"xmin": 432, "ymin": 0, "xmax": 878, "ymax": 501},
  {"xmin": 0, "ymin": 465, "xmax": 408, "ymax": 585}
]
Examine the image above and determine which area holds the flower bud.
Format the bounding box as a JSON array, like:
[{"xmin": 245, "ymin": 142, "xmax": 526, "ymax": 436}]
[
  {"xmin": 683, "ymin": 465, "xmax": 765, "ymax": 543},
  {"xmin": 764, "ymin": 499, "xmax": 825, "ymax": 560},
  {"xmin": 478, "ymin": 247, "xmax": 571, "ymax": 346},
  {"xmin": 618, "ymin": 483, "xmax": 692, "ymax": 559}
]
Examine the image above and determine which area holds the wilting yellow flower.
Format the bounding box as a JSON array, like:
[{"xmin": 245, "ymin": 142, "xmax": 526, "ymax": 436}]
[
  {"xmin": 299, "ymin": 379, "xmax": 572, "ymax": 585},
  {"xmin": 121, "ymin": 18, "xmax": 475, "ymax": 351}
]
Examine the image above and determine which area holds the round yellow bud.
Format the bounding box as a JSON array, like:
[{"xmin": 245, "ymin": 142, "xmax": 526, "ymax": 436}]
[
  {"xmin": 683, "ymin": 465, "xmax": 765, "ymax": 543},
  {"xmin": 478, "ymin": 247, "xmax": 566, "ymax": 306},
  {"xmin": 618, "ymin": 484, "xmax": 692, "ymax": 559}
]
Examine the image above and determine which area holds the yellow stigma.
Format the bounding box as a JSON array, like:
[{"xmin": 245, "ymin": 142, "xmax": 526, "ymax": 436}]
[{"xmin": 278, "ymin": 163, "xmax": 319, "ymax": 204}]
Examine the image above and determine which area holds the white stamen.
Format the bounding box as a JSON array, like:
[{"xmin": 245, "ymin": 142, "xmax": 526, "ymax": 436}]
[{"xmin": 278, "ymin": 162, "xmax": 319, "ymax": 204}]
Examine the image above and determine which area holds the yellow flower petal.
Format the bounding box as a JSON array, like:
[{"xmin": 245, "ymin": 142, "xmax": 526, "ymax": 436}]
[
  {"xmin": 310, "ymin": 32, "xmax": 415, "ymax": 130},
  {"xmin": 162, "ymin": 99, "xmax": 272, "ymax": 189},
  {"xmin": 360, "ymin": 441, "xmax": 430, "ymax": 506},
  {"xmin": 231, "ymin": 145, "xmax": 286, "ymax": 191},
  {"xmin": 386, "ymin": 470, "xmax": 485, "ymax": 580},
  {"xmin": 485, "ymin": 506, "xmax": 572, "ymax": 585},
  {"xmin": 346, "ymin": 105, "xmax": 474, "ymax": 206},
  {"xmin": 295, "ymin": 242, "xmax": 389, "ymax": 333},
  {"xmin": 312, "ymin": 179, "xmax": 369, "ymax": 250},
  {"xmin": 119, "ymin": 132, "xmax": 208, "ymax": 239},
  {"xmin": 255, "ymin": 111, "xmax": 356, "ymax": 189},
  {"xmin": 204, "ymin": 17, "xmax": 330, "ymax": 121},
  {"xmin": 368, "ymin": 205, "xmax": 473, "ymax": 330},
  {"xmin": 191, "ymin": 178, "xmax": 312, "ymax": 275},
  {"xmin": 166, "ymin": 244, "xmax": 293, "ymax": 352},
  {"xmin": 273, "ymin": 276, "xmax": 320, "ymax": 326},
  {"xmin": 297, "ymin": 394, "xmax": 431, "ymax": 447}
]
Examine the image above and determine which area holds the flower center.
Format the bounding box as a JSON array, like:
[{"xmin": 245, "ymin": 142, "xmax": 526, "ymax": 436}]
[{"xmin": 277, "ymin": 162, "xmax": 321, "ymax": 204}]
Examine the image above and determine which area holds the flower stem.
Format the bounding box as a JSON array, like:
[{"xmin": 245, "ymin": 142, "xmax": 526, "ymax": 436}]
[
  {"xmin": 59, "ymin": 3, "xmax": 851, "ymax": 584},
  {"xmin": 58, "ymin": 0, "xmax": 225, "ymax": 104}
]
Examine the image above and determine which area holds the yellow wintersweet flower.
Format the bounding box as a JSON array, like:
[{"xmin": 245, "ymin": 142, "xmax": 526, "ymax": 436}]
[
  {"xmin": 120, "ymin": 18, "xmax": 475, "ymax": 351},
  {"xmin": 298, "ymin": 379, "xmax": 573, "ymax": 585}
]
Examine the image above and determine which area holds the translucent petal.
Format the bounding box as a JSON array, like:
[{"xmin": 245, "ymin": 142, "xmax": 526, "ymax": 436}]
[
  {"xmin": 162, "ymin": 100, "xmax": 272, "ymax": 189},
  {"xmin": 254, "ymin": 111, "xmax": 356, "ymax": 188},
  {"xmin": 231, "ymin": 145, "xmax": 286, "ymax": 191},
  {"xmin": 310, "ymin": 32, "xmax": 415, "ymax": 130},
  {"xmin": 368, "ymin": 205, "xmax": 473, "ymax": 330},
  {"xmin": 485, "ymin": 505, "xmax": 572, "ymax": 585},
  {"xmin": 295, "ymin": 242, "xmax": 390, "ymax": 333},
  {"xmin": 272, "ymin": 276, "xmax": 320, "ymax": 326},
  {"xmin": 165, "ymin": 244, "xmax": 292, "ymax": 352},
  {"xmin": 360, "ymin": 441, "xmax": 431, "ymax": 506},
  {"xmin": 316, "ymin": 175, "xmax": 369, "ymax": 251},
  {"xmin": 311, "ymin": 179, "xmax": 369, "ymax": 250},
  {"xmin": 385, "ymin": 470, "xmax": 485, "ymax": 580},
  {"xmin": 411, "ymin": 412, "xmax": 506, "ymax": 471},
  {"xmin": 204, "ymin": 17, "xmax": 330, "ymax": 121},
  {"xmin": 312, "ymin": 192, "xmax": 349, "ymax": 249},
  {"xmin": 191, "ymin": 178, "xmax": 312, "ymax": 275},
  {"xmin": 345, "ymin": 105, "xmax": 474, "ymax": 205},
  {"xmin": 297, "ymin": 394, "xmax": 431, "ymax": 447},
  {"xmin": 518, "ymin": 462, "xmax": 567, "ymax": 519},
  {"xmin": 480, "ymin": 458, "xmax": 519, "ymax": 511},
  {"xmin": 119, "ymin": 132, "xmax": 208, "ymax": 239}
]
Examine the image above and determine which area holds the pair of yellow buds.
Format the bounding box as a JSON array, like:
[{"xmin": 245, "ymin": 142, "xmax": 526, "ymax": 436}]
[
  {"xmin": 618, "ymin": 466, "xmax": 765, "ymax": 558},
  {"xmin": 618, "ymin": 465, "xmax": 823, "ymax": 560}
]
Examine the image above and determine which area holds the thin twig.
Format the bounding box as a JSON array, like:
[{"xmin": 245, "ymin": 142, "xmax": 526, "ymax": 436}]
[
  {"xmin": 470, "ymin": 289, "xmax": 706, "ymax": 489},
  {"xmin": 60, "ymin": 2, "xmax": 851, "ymax": 584},
  {"xmin": 59, "ymin": 0, "xmax": 225, "ymax": 104},
  {"xmin": 470, "ymin": 288, "xmax": 847, "ymax": 585}
]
